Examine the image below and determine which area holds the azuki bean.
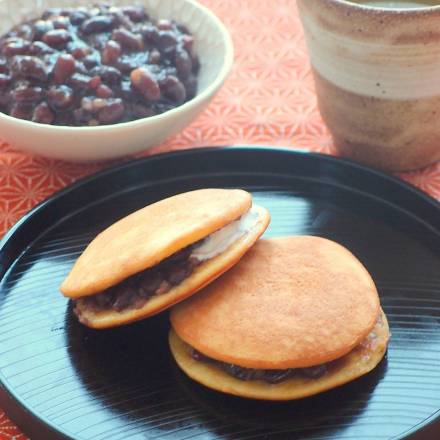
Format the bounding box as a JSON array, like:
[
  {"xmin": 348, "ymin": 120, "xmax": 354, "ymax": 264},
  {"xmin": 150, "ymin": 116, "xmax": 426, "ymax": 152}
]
[
  {"xmin": 52, "ymin": 16, "xmax": 70, "ymax": 30},
  {"xmin": 101, "ymin": 40, "xmax": 121, "ymax": 65},
  {"xmin": 29, "ymin": 41, "xmax": 55, "ymax": 55},
  {"xmin": 160, "ymin": 75, "xmax": 186, "ymax": 103},
  {"xmin": 69, "ymin": 44, "xmax": 91, "ymax": 59},
  {"xmin": 43, "ymin": 29, "xmax": 72, "ymax": 47},
  {"xmin": 0, "ymin": 74, "xmax": 11, "ymax": 88},
  {"xmin": 32, "ymin": 20, "xmax": 54, "ymax": 40},
  {"xmin": 132, "ymin": 103, "xmax": 154, "ymax": 118},
  {"xmin": 157, "ymin": 31, "xmax": 178, "ymax": 53},
  {"xmin": 90, "ymin": 65, "xmax": 121, "ymax": 85},
  {"xmin": 111, "ymin": 29, "xmax": 143, "ymax": 51},
  {"xmin": 88, "ymin": 75, "xmax": 101, "ymax": 89},
  {"xmin": 69, "ymin": 11, "xmax": 89, "ymax": 25},
  {"xmin": 32, "ymin": 102, "xmax": 54, "ymax": 124},
  {"xmin": 148, "ymin": 49, "xmax": 160, "ymax": 64},
  {"xmin": 10, "ymin": 102, "xmax": 32, "ymax": 119},
  {"xmin": 0, "ymin": 57, "xmax": 6, "ymax": 73},
  {"xmin": 130, "ymin": 67, "xmax": 160, "ymax": 100},
  {"xmin": 53, "ymin": 54, "xmax": 76, "ymax": 83},
  {"xmin": 82, "ymin": 52, "xmax": 101, "ymax": 69},
  {"xmin": 96, "ymin": 84, "xmax": 113, "ymax": 98},
  {"xmin": 157, "ymin": 19, "xmax": 173, "ymax": 31},
  {"xmin": 11, "ymin": 56, "xmax": 48, "ymax": 81},
  {"xmin": 2, "ymin": 39, "xmax": 31, "ymax": 56},
  {"xmin": 81, "ymin": 15, "xmax": 114, "ymax": 34},
  {"xmin": 68, "ymin": 73, "xmax": 92, "ymax": 89},
  {"xmin": 121, "ymin": 6, "xmax": 148, "ymax": 22},
  {"xmin": 98, "ymin": 98, "xmax": 124, "ymax": 123},
  {"xmin": 47, "ymin": 85, "xmax": 73, "ymax": 109},
  {"xmin": 175, "ymin": 48, "xmax": 192, "ymax": 78},
  {"xmin": 11, "ymin": 85, "xmax": 42, "ymax": 102}
]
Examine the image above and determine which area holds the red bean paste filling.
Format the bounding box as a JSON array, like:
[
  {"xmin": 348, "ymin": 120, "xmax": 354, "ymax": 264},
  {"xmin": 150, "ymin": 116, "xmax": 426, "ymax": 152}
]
[
  {"xmin": 76, "ymin": 243, "xmax": 201, "ymax": 313},
  {"xmin": 0, "ymin": 4, "xmax": 199, "ymax": 125},
  {"xmin": 191, "ymin": 349, "xmax": 328, "ymax": 383}
]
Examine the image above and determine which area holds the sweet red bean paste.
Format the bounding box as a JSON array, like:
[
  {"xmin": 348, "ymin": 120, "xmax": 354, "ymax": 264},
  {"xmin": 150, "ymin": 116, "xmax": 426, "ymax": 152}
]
[
  {"xmin": 0, "ymin": 4, "xmax": 199, "ymax": 125},
  {"xmin": 191, "ymin": 349, "xmax": 328, "ymax": 383}
]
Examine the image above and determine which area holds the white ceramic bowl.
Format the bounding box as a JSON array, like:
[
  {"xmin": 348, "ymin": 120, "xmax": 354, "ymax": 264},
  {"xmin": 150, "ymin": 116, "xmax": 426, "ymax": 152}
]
[{"xmin": 0, "ymin": 0, "xmax": 233, "ymax": 161}]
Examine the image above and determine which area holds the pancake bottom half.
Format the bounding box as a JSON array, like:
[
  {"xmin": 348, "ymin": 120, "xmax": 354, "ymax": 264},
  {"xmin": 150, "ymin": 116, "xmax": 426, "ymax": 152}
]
[{"xmin": 169, "ymin": 310, "xmax": 389, "ymax": 401}]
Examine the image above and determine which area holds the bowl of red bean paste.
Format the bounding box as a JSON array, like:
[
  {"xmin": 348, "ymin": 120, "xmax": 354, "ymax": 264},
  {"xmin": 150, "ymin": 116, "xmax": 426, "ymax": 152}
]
[{"xmin": 0, "ymin": 1, "xmax": 233, "ymax": 160}]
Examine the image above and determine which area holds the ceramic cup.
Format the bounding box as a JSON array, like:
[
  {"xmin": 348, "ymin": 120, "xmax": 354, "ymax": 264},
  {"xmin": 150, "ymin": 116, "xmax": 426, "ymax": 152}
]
[{"xmin": 297, "ymin": 0, "xmax": 440, "ymax": 171}]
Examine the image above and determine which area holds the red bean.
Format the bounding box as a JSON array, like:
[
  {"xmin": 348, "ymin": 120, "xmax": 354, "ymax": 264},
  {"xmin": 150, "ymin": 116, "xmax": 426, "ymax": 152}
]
[
  {"xmin": 175, "ymin": 48, "xmax": 192, "ymax": 78},
  {"xmin": 51, "ymin": 16, "xmax": 70, "ymax": 30},
  {"xmin": 96, "ymin": 84, "xmax": 113, "ymax": 98},
  {"xmin": 11, "ymin": 56, "xmax": 48, "ymax": 81},
  {"xmin": 0, "ymin": 58, "xmax": 6, "ymax": 73},
  {"xmin": 90, "ymin": 65, "xmax": 121, "ymax": 85},
  {"xmin": 101, "ymin": 40, "xmax": 121, "ymax": 65},
  {"xmin": 98, "ymin": 98, "xmax": 124, "ymax": 123},
  {"xmin": 81, "ymin": 16, "xmax": 114, "ymax": 34},
  {"xmin": 68, "ymin": 73, "xmax": 92, "ymax": 89},
  {"xmin": 83, "ymin": 53, "xmax": 101, "ymax": 69},
  {"xmin": 53, "ymin": 54, "xmax": 76, "ymax": 83},
  {"xmin": 32, "ymin": 102, "xmax": 54, "ymax": 124},
  {"xmin": 10, "ymin": 102, "xmax": 32, "ymax": 120},
  {"xmin": 69, "ymin": 44, "xmax": 91, "ymax": 59},
  {"xmin": 29, "ymin": 41, "xmax": 55, "ymax": 55},
  {"xmin": 111, "ymin": 29, "xmax": 143, "ymax": 51},
  {"xmin": 132, "ymin": 103, "xmax": 154, "ymax": 118},
  {"xmin": 47, "ymin": 85, "xmax": 73, "ymax": 109},
  {"xmin": 141, "ymin": 25, "xmax": 159, "ymax": 44},
  {"xmin": 42, "ymin": 29, "xmax": 72, "ymax": 47},
  {"xmin": 160, "ymin": 75, "xmax": 186, "ymax": 103},
  {"xmin": 11, "ymin": 85, "xmax": 42, "ymax": 102},
  {"xmin": 2, "ymin": 39, "xmax": 31, "ymax": 56},
  {"xmin": 149, "ymin": 49, "xmax": 160, "ymax": 64},
  {"xmin": 130, "ymin": 67, "xmax": 160, "ymax": 100},
  {"xmin": 0, "ymin": 74, "xmax": 11, "ymax": 88},
  {"xmin": 157, "ymin": 19, "xmax": 173, "ymax": 31},
  {"xmin": 121, "ymin": 6, "xmax": 148, "ymax": 22},
  {"xmin": 88, "ymin": 75, "xmax": 101, "ymax": 89},
  {"xmin": 69, "ymin": 11, "xmax": 89, "ymax": 25},
  {"xmin": 158, "ymin": 31, "xmax": 178, "ymax": 53},
  {"xmin": 32, "ymin": 20, "xmax": 54, "ymax": 39}
]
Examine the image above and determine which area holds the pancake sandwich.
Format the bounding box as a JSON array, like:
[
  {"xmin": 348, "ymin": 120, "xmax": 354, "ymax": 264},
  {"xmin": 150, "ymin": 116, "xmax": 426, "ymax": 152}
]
[
  {"xmin": 61, "ymin": 189, "xmax": 270, "ymax": 329},
  {"xmin": 170, "ymin": 236, "xmax": 390, "ymax": 400}
]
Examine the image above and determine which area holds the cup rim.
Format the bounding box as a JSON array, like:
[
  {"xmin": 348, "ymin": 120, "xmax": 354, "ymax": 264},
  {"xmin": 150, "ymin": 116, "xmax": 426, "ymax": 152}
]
[
  {"xmin": 329, "ymin": 0, "xmax": 440, "ymax": 12},
  {"xmin": 0, "ymin": 0, "xmax": 234, "ymax": 132}
]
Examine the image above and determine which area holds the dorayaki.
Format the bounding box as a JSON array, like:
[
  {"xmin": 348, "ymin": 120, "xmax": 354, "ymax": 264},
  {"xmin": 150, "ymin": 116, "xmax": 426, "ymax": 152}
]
[
  {"xmin": 60, "ymin": 189, "xmax": 270, "ymax": 329},
  {"xmin": 170, "ymin": 236, "xmax": 390, "ymax": 400}
]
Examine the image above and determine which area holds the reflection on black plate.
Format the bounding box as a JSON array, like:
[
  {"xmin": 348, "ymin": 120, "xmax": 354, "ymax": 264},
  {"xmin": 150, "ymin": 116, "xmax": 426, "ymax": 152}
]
[{"xmin": 0, "ymin": 147, "xmax": 439, "ymax": 440}]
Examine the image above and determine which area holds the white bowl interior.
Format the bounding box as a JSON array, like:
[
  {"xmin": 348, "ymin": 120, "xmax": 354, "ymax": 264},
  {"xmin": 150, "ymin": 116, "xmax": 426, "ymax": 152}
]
[{"xmin": 0, "ymin": 0, "xmax": 226, "ymax": 98}]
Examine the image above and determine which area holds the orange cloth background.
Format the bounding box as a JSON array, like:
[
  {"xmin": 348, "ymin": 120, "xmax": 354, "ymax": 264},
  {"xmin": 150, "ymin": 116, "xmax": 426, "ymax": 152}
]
[{"xmin": 0, "ymin": 0, "xmax": 439, "ymax": 437}]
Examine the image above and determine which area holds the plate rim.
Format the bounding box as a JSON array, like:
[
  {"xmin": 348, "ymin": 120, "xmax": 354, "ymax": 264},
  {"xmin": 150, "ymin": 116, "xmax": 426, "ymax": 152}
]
[{"xmin": 2, "ymin": 146, "xmax": 440, "ymax": 250}]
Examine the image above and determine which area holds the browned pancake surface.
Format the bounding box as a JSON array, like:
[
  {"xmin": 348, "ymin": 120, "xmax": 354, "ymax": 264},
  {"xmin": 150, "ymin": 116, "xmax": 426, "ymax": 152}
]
[
  {"xmin": 171, "ymin": 236, "xmax": 380, "ymax": 369},
  {"xmin": 61, "ymin": 189, "xmax": 252, "ymax": 298},
  {"xmin": 169, "ymin": 310, "xmax": 389, "ymax": 401}
]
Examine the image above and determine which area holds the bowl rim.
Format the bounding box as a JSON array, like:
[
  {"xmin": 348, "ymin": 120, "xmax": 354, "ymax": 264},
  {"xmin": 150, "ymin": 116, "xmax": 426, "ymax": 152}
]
[{"xmin": 0, "ymin": 0, "xmax": 234, "ymax": 132}]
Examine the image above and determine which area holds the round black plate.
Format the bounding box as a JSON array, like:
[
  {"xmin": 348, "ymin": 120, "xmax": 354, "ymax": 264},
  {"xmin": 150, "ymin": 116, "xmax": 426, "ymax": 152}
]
[{"xmin": 0, "ymin": 147, "xmax": 440, "ymax": 440}]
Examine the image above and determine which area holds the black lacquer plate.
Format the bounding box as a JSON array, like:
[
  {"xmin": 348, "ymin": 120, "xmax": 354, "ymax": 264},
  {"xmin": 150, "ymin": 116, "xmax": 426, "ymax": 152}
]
[{"xmin": 0, "ymin": 147, "xmax": 440, "ymax": 440}]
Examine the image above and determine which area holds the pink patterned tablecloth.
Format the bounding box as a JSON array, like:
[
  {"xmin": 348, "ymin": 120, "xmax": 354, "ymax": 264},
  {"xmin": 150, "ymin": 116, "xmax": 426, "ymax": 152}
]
[{"xmin": 0, "ymin": 0, "xmax": 439, "ymax": 438}]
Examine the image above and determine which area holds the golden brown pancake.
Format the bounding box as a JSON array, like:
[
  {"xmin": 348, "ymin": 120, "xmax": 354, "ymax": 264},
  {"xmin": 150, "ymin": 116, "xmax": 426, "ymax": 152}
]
[
  {"xmin": 169, "ymin": 236, "xmax": 390, "ymax": 400},
  {"xmin": 169, "ymin": 310, "xmax": 389, "ymax": 401},
  {"xmin": 60, "ymin": 189, "xmax": 270, "ymax": 329}
]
